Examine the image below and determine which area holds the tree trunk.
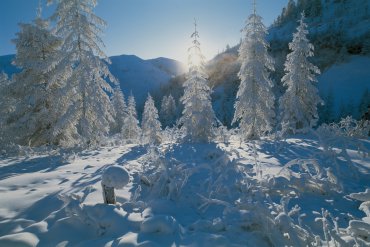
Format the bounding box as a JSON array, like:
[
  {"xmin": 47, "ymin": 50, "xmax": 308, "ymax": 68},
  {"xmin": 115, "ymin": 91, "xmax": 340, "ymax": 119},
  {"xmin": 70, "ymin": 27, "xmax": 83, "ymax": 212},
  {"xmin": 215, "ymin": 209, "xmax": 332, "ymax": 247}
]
[{"xmin": 102, "ymin": 184, "xmax": 116, "ymax": 204}]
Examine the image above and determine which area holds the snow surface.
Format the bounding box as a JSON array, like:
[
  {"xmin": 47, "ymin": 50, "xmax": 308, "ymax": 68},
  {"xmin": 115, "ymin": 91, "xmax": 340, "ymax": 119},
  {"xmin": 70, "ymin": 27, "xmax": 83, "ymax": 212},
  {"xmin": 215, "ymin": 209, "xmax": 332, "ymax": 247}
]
[{"xmin": 0, "ymin": 135, "xmax": 369, "ymax": 246}]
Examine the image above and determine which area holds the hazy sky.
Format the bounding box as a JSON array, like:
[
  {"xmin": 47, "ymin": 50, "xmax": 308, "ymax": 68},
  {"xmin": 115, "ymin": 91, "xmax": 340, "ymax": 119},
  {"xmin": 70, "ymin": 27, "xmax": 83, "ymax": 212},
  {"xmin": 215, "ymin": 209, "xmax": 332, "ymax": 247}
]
[{"xmin": 0, "ymin": 0, "xmax": 288, "ymax": 63}]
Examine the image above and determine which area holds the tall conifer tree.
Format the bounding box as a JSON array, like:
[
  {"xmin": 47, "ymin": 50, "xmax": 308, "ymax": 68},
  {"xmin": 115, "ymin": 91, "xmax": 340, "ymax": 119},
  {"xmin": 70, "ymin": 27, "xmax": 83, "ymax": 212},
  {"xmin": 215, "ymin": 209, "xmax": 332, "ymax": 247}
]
[
  {"xmin": 232, "ymin": 1, "xmax": 275, "ymax": 140},
  {"xmin": 179, "ymin": 20, "xmax": 216, "ymax": 142},
  {"xmin": 9, "ymin": 4, "xmax": 62, "ymax": 146},
  {"xmin": 50, "ymin": 0, "xmax": 116, "ymax": 146},
  {"xmin": 142, "ymin": 94, "xmax": 162, "ymax": 144},
  {"xmin": 279, "ymin": 13, "xmax": 322, "ymax": 134},
  {"xmin": 111, "ymin": 86, "xmax": 127, "ymax": 134},
  {"xmin": 122, "ymin": 94, "xmax": 141, "ymax": 142}
]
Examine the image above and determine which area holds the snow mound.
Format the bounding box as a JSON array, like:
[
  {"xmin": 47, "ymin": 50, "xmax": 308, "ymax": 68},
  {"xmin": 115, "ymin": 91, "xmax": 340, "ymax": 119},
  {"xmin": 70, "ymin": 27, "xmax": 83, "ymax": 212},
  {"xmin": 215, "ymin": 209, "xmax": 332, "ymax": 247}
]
[
  {"xmin": 0, "ymin": 232, "xmax": 39, "ymax": 247},
  {"xmin": 102, "ymin": 165, "xmax": 130, "ymax": 189},
  {"xmin": 269, "ymin": 158, "xmax": 340, "ymax": 194},
  {"xmin": 140, "ymin": 215, "xmax": 179, "ymax": 234}
]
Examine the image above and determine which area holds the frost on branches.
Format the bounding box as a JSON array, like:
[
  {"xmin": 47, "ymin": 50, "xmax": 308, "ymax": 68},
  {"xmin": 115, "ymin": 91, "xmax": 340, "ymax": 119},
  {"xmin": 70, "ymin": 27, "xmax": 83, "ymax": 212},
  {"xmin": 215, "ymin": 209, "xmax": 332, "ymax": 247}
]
[
  {"xmin": 7, "ymin": 13, "xmax": 62, "ymax": 146},
  {"xmin": 179, "ymin": 21, "xmax": 216, "ymax": 143},
  {"xmin": 50, "ymin": 0, "xmax": 116, "ymax": 147},
  {"xmin": 279, "ymin": 13, "xmax": 322, "ymax": 135},
  {"xmin": 141, "ymin": 94, "xmax": 162, "ymax": 144},
  {"xmin": 111, "ymin": 85, "xmax": 127, "ymax": 135},
  {"xmin": 232, "ymin": 8, "xmax": 275, "ymax": 140},
  {"xmin": 122, "ymin": 94, "xmax": 141, "ymax": 142}
]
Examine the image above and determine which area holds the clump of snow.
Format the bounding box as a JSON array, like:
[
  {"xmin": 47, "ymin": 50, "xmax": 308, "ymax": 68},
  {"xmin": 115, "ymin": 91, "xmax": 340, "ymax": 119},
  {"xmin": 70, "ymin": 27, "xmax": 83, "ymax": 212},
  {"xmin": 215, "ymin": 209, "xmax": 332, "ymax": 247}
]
[
  {"xmin": 349, "ymin": 189, "xmax": 370, "ymax": 203},
  {"xmin": 59, "ymin": 193, "xmax": 137, "ymax": 236},
  {"xmin": 347, "ymin": 189, "xmax": 370, "ymax": 245},
  {"xmin": 101, "ymin": 165, "xmax": 130, "ymax": 189}
]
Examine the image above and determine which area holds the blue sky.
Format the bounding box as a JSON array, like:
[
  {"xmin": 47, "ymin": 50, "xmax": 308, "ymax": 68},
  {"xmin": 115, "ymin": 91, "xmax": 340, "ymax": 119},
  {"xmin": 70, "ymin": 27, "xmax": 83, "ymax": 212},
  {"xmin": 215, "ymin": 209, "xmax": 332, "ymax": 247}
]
[{"xmin": 0, "ymin": 0, "xmax": 288, "ymax": 63}]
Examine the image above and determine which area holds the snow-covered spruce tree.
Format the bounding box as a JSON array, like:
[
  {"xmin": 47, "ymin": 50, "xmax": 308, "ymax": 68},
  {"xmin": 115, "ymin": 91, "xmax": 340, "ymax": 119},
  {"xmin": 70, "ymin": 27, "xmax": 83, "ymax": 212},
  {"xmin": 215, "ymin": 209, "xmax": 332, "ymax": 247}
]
[
  {"xmin": 122, "ymin": 94, "xmax": 141, "ymax": 142},
  {"xmin": 160, "ymin": 95, "xmax": 168, "ymax": 126},
  {"xmin": 179, "ymin": 21, "xmax": 216, "ymax": 142},
  {"xmin": 8, "ymin": 9, "xmax": 62, "ymax": 146},
  {"xmin": 160, "ymin": 94, "xmax": 177, "ymax": 128},
  {"xmin": 232, "ymin": 6, "xmax": 275, "ymax": 140},
  {"xmin": 111, "ymin": 85, "xmax": 127, "ymax": 134},
  {"xmin": 0, "ymin": 72, "xmax": 14, "ymax": 144},
  {"xmin": 279, "ymin": 13, "xmax": 322, "ymax": 134},
  {"xmin": 141, "ymin": 94, "xmax": 162, "ymax": 144},
  {"xmin": 50, "ymin": 0, "xmax": 116, "ymax": 147}
]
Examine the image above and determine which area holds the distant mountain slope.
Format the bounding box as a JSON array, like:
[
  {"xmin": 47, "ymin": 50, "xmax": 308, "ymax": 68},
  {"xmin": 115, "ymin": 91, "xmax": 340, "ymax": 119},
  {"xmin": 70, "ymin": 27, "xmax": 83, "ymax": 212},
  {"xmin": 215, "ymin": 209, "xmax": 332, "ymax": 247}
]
[
  {"xmin": 147, "ymin": 57, "xmax": 186, "ymax": 77},
  {"xmin": 108, "ymin": 55, "xmax": 185, "ymax": 109},
  {"xmin": 0, "ymin": 54, "xmax": 186, "ymax": 111}
]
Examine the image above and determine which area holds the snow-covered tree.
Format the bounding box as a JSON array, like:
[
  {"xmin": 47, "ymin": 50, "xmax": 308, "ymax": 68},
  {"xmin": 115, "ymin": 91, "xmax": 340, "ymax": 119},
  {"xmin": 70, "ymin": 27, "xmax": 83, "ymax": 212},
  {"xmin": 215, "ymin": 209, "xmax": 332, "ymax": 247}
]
[
  {"xmin": 111, "ymin": 86, "xmax": 127, "ymax": 134},
  {"xmin": 179, "ymin": 20, "xmax": 216, "ymax": 142},
  {"xmin": 279, "ymin": 13, "xmax": 322, "ymax": 134},
  {"xmin": 122, "ymin": 94, "xmax": 141, "ymax": 142},
  {"xmin": 0, "ymin": 72, "xmax": 13, "ymax": 117},
  {"xmin": 232, "ymin": 6, "xmax": 275, "ymax": 140},
  {"xmin": 7, "ymin": 9, "xmax": 62, "ymax": 146},
  {"xmin": 141, "ymin": 94, "xmax": 162, "ymax": 144},
  {"xmin": 0, "ymin": 72, "xmax": 14, "ymax": 144},
  {"xmin": 50, "ymin": 0, "xmax": 116, "ymax": 146},
  {"xmin": 160, "ymin": 94, "xmax": 177, "ymax": 128},
  {"xmin": 160, "ymin": 95, "xmax": 168, "ymax": 123}
]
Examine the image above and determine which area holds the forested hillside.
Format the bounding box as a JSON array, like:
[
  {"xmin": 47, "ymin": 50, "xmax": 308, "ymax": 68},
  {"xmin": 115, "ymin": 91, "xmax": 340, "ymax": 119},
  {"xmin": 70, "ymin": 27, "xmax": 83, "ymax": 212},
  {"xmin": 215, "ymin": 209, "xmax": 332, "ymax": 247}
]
[{"xmin": 160, "ymin": 0, "xmax": 370, "ymax": 126}]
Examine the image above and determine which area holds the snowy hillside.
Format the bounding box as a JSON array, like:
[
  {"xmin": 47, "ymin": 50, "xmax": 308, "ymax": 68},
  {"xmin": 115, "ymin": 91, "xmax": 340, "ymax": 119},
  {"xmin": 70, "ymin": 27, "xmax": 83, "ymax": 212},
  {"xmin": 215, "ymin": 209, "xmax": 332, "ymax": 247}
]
[
  {"xmin": 0, "ymin": 133, "xmax": 369, "ymax": 246},
  {"xmin": 318, "ymin": 56, "xmax": 370, "ymax": 119},
  {"xmin": 269, "ymin": 0, "xmax": 370, "ymax": 79},
  {"xmin": 159, "ymin": 0, "xmax": 370, "ymax": 126}
]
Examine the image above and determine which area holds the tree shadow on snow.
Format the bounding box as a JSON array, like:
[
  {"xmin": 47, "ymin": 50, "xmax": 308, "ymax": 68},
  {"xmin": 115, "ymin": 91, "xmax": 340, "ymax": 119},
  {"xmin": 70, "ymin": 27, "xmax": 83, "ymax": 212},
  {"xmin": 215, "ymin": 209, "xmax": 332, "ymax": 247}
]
[
  {"xmin": 17, "ymin": 191, "xmax": 64, "ymax": 222},
  {"xmin": 116, "ymin": 145, "xmax": 148, "ymax": 165},
  {"xmin": 0, "ymin": 155, "xmax": 70, "ymax": 180},
  {"xmin": 257, "ymin": 138, "xmax": 320, "ymax": 165}
]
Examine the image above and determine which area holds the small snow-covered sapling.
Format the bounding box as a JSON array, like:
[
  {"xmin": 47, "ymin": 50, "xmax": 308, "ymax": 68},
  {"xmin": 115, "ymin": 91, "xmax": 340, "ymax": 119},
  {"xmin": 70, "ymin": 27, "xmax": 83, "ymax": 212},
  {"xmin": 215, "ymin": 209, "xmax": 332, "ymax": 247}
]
[{"xmin": 101, "ymin": 166, "xmax": 130, "ymax": 204}]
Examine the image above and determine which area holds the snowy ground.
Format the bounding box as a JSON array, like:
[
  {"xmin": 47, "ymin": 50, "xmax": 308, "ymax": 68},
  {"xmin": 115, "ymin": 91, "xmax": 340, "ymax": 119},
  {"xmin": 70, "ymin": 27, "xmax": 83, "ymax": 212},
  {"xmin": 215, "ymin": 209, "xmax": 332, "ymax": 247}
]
[{"xmin": 0, "ymin": 135, "xmax": 369, "ymax": 246}]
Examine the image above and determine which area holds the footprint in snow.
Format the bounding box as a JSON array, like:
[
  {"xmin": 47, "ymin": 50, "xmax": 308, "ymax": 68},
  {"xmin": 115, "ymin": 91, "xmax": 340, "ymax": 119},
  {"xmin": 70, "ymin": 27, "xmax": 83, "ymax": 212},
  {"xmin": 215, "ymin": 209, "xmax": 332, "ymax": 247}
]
[
  {"xmin": 58, "ymin": 178, "xmax": 69, "ymax": 185},
  {"xmin": 26, "ymin": 188, "xmax": 37, "ymax": 194},
  {"xmin": 84, "ymin": 165, "xmax": 94, "ymax": 170}
]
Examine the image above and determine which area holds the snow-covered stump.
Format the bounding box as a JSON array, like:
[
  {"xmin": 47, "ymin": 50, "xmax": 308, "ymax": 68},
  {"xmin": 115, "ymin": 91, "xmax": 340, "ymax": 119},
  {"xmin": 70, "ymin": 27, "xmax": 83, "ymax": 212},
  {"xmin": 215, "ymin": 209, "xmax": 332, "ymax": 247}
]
[{"xmin": 101, "ymin": 166, "xmax": 130, "ymax": 205}]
